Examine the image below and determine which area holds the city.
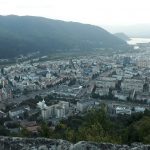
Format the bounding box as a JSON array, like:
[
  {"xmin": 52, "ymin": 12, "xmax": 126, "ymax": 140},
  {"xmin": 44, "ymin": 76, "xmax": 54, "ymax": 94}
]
[
  {"xmin": 0, "ymin": 1, "xmax": 150, "ymax": 148},
  {"xmin": 0, "ymin": 42, "xmax": 150, "ymax": 137}
]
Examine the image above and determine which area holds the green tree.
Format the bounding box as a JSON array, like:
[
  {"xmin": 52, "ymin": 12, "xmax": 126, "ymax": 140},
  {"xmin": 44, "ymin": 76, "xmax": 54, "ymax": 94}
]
[
  {"xmin": 39, "ymin": 123, "xmax": 53, "ymax": 138},
  {"xmin": 20, "ymin": 128, "xmax": 30, "ymax": 137}
]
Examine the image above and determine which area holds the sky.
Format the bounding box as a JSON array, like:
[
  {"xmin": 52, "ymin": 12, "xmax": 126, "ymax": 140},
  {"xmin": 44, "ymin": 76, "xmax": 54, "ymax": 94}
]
[{"xmin": 0, "ymin": 0, "xmax": 150, "ymax": 26}]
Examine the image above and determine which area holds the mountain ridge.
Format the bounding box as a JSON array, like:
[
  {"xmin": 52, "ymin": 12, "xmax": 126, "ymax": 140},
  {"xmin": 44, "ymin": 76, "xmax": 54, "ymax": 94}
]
[
  {"xmin": 0, "ymin": 15, "xmax": 128, "ymax": 58},
  {"xmin": 114, "ymin": 32, "xmax": 130, "ymax": 41}
]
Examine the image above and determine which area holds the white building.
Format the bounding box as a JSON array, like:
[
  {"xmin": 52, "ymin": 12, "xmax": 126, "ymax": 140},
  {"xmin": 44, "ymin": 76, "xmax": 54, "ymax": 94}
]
[
  {"xmin": 38, "ymin": 100, "xmax": 69, "ymax": 120},
  {"xmin": 9, "ymin": 106, "xmax": 30, "ymax": 119},
  {"xmin": 37, "ymin": 99, "xmax": 47, "ymax": 109},
  {"xmin": 55, "ymin": 106, "xmax": 65, "ymax": 118},
  {"xmin": 114, "ymin": 92, "xmax": 128, "ymax": 101},
  {"xmin": 121, "ymin": 79, "xmax": 144, "ymax": 92},
  {"xmin": 115, "ymin": 106, "xmax": 131, "ymax": 115},
  {"xmin": 134, "ymin": 107, "xmax": 145, "ymax": 113},
  {"xmin": 96, "ymin": 77, "xmax": 116, "ymax": 89},
  {"xmin": 77, "ymin": 100, "xmax": 97, "ymax": 112},
  {"xmin": 41, "ymin": 105, "xmax": 55, "ymax": 120},
  {"xmin": 59, "ymin": 101, "xmax": 69, "ymax": 113},
  {"xmin": 95, "ymin": 87, "xmax": 109, "ymax": 96}
]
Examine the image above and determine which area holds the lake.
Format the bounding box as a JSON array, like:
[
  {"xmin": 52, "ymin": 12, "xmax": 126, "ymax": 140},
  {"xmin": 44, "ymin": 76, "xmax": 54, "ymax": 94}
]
[{"xmin": 127, "ymin": 38, "xmax": 150, "ymax": 45}]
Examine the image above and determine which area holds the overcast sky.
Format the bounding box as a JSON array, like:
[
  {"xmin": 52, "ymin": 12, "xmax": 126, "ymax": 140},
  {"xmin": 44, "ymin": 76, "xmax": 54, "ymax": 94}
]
[{"xmin": 0, "ymin": 0, "xmax": 150, "ymax": 26}]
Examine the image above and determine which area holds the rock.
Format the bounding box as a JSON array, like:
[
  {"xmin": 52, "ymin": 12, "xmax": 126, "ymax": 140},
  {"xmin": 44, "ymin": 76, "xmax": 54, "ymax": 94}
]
[{"xmin": 0, "ymin": 136, "xmax": 149, "ymax": 150}]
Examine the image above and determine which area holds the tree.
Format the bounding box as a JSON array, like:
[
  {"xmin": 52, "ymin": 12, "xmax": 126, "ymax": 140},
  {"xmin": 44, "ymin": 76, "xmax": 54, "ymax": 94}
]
[
  {"xmin": 39, "ymin": 123, "xmax": 53, "ymax": 138},
  {"xmin": 108, "ymin": 87, "xmax": 114, "ymax": 99},
  {"xmin": 65, "ymin": 128, "xmax": 75, "ymax": 142},
  {"xmin": 20, "ymin": 128, "xmax": 30, "ymax": 137},
  {"xmin": 35, "ymin": 95, "xmax": 42, "ymax": 101},
  {"xmin": 0, "ymin": 84, "xmax": 3, "ymax": 89},
  {"xmin": 1, "ymin": 68, "xmax": 4, "ymax": 75},
  {"xmin": 0, "ymin": 125, "xmax": 10, "ymax": 136}
]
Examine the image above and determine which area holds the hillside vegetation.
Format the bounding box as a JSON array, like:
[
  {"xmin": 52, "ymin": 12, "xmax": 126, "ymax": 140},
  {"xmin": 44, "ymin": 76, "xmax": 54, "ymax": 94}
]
[{"xmin": 0, "ymin": 15, "xmax": 128, "ymax": 58}]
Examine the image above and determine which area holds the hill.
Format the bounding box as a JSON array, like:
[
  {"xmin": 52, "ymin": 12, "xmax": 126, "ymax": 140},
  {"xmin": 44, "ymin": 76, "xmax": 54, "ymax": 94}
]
[
  {"xmin": 114, "ymin": 32, "xmax": 130, "ymax": 41},
  {"xmin": 0, "ymin": 15, "xmax": 128, "ymax": 58}
]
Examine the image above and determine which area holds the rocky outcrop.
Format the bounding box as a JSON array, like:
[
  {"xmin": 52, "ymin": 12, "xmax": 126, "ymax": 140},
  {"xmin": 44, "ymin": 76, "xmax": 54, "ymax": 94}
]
[{"xmin": 0, "ymin": 136, "xmax": 149, "ymax": 150}]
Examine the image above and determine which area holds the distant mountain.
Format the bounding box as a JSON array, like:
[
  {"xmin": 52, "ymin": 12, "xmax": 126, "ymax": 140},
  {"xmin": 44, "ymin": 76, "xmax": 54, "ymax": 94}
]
[
  {"xmin": 0, "ymin": 15, "xmax": 128, "ymax": 58},
  {"xmin": 103, "ymin": 24, "xmax": 150, "ymax": 38},
  {"xmin": 114, "ymin": 33, "xmax": 130, "ymax": 41}
]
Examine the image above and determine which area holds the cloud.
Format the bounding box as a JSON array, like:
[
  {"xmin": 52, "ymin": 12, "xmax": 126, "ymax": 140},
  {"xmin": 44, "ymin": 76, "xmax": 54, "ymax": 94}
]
[{"xmin": 0, "ymin": 0, "xmax": 150, "ymax": 25}]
